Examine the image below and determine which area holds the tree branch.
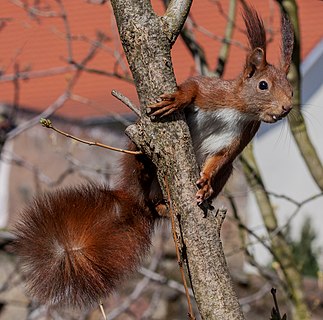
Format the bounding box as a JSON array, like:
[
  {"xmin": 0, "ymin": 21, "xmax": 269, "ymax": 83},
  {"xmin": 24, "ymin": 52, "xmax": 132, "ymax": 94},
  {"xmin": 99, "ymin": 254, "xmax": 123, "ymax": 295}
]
[
  {"xmin": 164, "ymin": 0, "xmax": 193, "ymax": 45},
  {"xmin": 214, "ymin": 0, "xmax": 237, "ymax": 77},
  {"xmin": 241, "ymin": 143, "xmax": 310, "ymax": 320},
  {"xmin": 180, "ymin": 16, "xmax": 210, "ymax": 75}
]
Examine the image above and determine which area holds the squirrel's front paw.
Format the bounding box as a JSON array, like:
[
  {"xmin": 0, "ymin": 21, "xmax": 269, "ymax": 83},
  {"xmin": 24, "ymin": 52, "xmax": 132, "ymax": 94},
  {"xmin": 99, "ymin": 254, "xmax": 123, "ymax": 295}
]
[
  {"xmin": 196, "ymin": 173, "xmax": 214, "ymax": 204},
  {"xmin": 147, "ymin": 93, "xmax": 178, "ymax": 118},
  {"xmin": 147, "ymin": 90, "xmax": 189, "ymax": 118}
]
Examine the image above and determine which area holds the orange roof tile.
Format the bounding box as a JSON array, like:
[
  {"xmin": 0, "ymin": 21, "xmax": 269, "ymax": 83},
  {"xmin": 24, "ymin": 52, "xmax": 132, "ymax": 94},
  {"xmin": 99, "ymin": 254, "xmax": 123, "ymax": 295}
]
[{"xmin": 0, "ymin": 0, "xmax": 322, "ymax": 119}]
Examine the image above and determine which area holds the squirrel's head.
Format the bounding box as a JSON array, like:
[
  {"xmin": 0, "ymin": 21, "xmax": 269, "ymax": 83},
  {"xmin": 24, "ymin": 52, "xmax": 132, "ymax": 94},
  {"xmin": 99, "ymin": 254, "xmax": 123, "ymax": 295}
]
[{"xmin": 239, "ymin": 4, "xmax": 294, "ymax": 123}]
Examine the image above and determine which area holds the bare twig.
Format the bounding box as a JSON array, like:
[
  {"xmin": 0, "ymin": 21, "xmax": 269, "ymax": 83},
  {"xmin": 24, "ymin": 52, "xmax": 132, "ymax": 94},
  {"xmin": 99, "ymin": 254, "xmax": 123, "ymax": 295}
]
[
  {"xmin": 111, "ymin": 90, "xmax": 141, "ymax": 117},
  {"xmin": 227, "ymin": 195, "xmax": 284, "ymax": 287},
  {"xmin": 193, "ymin": 20, "xmax": 247, "ymax": 50},
  {"xmin": 107, "ymin": 235, "xmax": 165, "ymax": 319},
  {"xmin": 138, "ymin": 267, "xmax": 194, "ymax": 297},
  {"xmin": 276, "ymin": 0, "xmax": 323, "ymax": 192},
  {"xmin": 75, "ymin": 64, "xmax": 133, "ymax": 83},
  {"xmin": 211, "ymin": 0, "xmax": 244, "ymax": 33},
  {"xmin": 179, "ymin": 16, "xmax": 210, "ymax": 75},
  {"xmin": 1, "ymin": 150, "xmax": 51, "ymax": 184},
  {"xmin": 69, "ymin": 93, "xmax": 132, "ymax": 126},
  {"xmin": 56, "ymin": 0, "xmax": 73, "ymax": 62},
  {"xmin": 85, "ymin": 0, "xmax": 108, "ymax": 4},
  {"xmin": 5, "ymin": 29, "xmax": 105, "ymax": 141},
  {"xmin": 40, "ymin": 118, "xmax": 142, "ymax": 155},
  {"xmin": 1, "ymin": 149, "xmax": 114, "ymax": 188},
  {"xmin": 67, "ymin": 42, "xmax": 101, "ymax": 90},
  {"xmin": 268, "ymin": 191, "xmax": 323, "ymax": 238},
  {"xmin": 241, "ymin": 143, "xmax": 310, "ymax": 319},
  {"xmin": 141, "ymin": 290, "xmax": 162, "ymax": 320},
  {"xmin": 10, "ymin": 0, "xmax": 59, "ymax": 17},
  {"xmin": 239, "ymin": 283, "xmax": 272, "ymax": 306},
  {"xmin": 6, "ymin": 93, "xmax": 69, "ymax": 140},
  {"xmin": 0, "ymin": 65, "xmax": 76, "ymax": 82},
  {"xmin": 9, "ymin": 63, "xmax": 20, "ymax": 122},
  {"xmin": 214, "ymin": 0, "xmax": 237, "ymax": 77},
  {"xmin": 50, "ymin": 26, "xmax": 133, "ymax": 82},
  {"xmin": 0, "ymin": 62, "xmax": 132, "ymax": 84},
  {"xmin": 99, "ymin": 302, "xmax": 107, "ymax": 320}
]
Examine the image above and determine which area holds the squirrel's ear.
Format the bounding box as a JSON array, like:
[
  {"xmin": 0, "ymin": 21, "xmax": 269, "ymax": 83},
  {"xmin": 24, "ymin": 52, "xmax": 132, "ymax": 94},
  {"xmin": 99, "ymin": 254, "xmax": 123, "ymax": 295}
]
[
  {"xmin": 281, "ymin": 13, "xmax": 294, "ymax": 74},
  {"xmin": 244, "ymin": 47, "xmax": 266, "ymax": 78}
]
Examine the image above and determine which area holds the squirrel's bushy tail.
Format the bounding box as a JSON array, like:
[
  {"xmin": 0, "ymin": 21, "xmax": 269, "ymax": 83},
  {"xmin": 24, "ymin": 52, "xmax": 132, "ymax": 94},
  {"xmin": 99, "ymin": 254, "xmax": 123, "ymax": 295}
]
[{"xmin": 13, "ymin": 184, "xmax": 154, "ymax": 308}]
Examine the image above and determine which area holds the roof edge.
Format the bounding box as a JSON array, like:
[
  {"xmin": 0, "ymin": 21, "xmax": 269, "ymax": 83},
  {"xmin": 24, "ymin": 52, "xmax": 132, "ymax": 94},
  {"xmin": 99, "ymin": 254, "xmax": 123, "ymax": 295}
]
[{"xmin": 301, "ymin": 39, "xmax": 323, "ymax": 76}]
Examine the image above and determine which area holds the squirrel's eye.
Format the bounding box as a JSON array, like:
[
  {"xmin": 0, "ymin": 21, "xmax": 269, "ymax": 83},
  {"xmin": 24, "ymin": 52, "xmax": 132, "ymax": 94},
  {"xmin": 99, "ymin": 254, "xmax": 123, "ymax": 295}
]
[{"xmin": 258, "ymin": 80, "xmax": 268, "ymax": 90}]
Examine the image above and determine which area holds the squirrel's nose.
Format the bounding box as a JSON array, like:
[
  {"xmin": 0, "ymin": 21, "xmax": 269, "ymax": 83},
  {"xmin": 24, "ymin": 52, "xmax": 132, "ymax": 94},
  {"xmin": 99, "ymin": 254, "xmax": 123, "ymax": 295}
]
[
  {"xmin": 282, "ymin": 105, "xmax": 292, "ymax": 111},
  {"xmin": 282, "ymin": 105, "xmax": 292, "ymax": 115}
]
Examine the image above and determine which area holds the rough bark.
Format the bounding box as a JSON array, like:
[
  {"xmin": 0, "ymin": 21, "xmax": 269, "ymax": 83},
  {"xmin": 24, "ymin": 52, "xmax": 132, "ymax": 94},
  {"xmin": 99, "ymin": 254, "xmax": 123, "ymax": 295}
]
[{"xmin": 110, "ymin": 0, "xmax": 245, "ymax": 319}]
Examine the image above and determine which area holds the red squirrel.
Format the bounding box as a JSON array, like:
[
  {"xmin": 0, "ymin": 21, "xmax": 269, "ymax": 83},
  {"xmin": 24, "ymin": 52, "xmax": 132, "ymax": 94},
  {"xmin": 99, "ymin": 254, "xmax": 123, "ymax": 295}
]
[
  {"xmin": 13, "ymin": 5, "xmax": 293, "ymax": 309},
  {"xmin": 149, "ymin": 5, "xmax": 294, "ymax": 204}
]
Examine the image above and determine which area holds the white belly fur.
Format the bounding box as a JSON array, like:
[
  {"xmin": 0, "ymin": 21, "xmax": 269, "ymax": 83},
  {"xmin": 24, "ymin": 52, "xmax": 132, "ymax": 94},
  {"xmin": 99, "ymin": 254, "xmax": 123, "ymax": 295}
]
[{"xmin": 186, "ymin": 107, "xmax": 252, "ymax": 164}]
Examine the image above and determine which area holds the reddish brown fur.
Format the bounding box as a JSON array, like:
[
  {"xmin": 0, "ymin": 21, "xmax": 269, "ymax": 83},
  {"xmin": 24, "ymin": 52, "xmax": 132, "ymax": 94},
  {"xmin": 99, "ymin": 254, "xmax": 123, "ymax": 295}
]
[
  {"xmin": 196, "ymin": 121, "xmax": 260, "ymax": 202},
  {"xmin": 14, "ymin": 147, "xmax": 158, "ymax": 308},
  {"xmin": 242, "ymin": 3, "xmax": 266, "ymax": 51},
  {"xmin": 13, "ymin": 4, "xmax": 295, "ymax": 309},
  {"xmin": 281, "ymin": 13, "xmax": 294, "ymax": 72},
  {"xmin": 149, "ymin": 4, "xmax": 294, "ymax": 203}
]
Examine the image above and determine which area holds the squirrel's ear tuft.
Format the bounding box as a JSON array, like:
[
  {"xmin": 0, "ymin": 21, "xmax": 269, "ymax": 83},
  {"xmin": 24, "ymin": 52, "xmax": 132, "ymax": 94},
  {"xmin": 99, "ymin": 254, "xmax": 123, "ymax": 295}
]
[
  {"xmin": 241, "ymin": 3, "xmax": 267, "ymax": 78},
  {"xmin": 244, "ymin": 47, "xmax": 266, "ymax": 78},
  {"xmin": 281, "ymin": 13, "xmax": 294, "ymax": 74},
  {"xmin": 242, "ymin": 3, "xmax": 266, "ymax": 52}
]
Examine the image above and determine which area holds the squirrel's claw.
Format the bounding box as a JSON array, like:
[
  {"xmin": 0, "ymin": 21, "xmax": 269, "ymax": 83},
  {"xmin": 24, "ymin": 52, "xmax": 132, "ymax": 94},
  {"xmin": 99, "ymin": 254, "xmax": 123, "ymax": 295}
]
[
  {"xmin": 147, "ymin": 93, "xmax": 181, "ymax": 118},
  {"xmin": 147, "ymin": 103, "xmax": 176, "ymax": 117},
  {"xmin": 196, "ymin": 173, "xmax": 214, "ymax": 204}
]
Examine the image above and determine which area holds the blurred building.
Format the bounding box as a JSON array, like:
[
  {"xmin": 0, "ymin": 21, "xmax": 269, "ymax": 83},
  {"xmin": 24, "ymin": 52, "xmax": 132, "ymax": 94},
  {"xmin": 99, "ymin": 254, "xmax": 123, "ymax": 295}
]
[{"xmin": 0, "ymin": 0, "xmax": 322, "ymax": 274}]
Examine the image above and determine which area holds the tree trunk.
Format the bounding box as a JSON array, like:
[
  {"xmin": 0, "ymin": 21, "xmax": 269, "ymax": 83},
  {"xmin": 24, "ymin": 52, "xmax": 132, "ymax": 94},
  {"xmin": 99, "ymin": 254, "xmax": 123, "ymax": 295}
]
[{"xmin": 110, "ymin": 0, "xmax": 245, "ymax": 319}]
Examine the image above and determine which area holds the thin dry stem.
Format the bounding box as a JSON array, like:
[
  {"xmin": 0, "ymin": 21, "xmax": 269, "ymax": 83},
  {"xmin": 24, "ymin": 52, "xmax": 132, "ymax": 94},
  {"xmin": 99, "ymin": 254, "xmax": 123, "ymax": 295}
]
[
  {"xmin": 40, "ymin": 118, "xmax": 142, "ymax": 155},
  {"xmin": 99, "ymin": 302, "xmax": 107, "ymax": 320}
]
